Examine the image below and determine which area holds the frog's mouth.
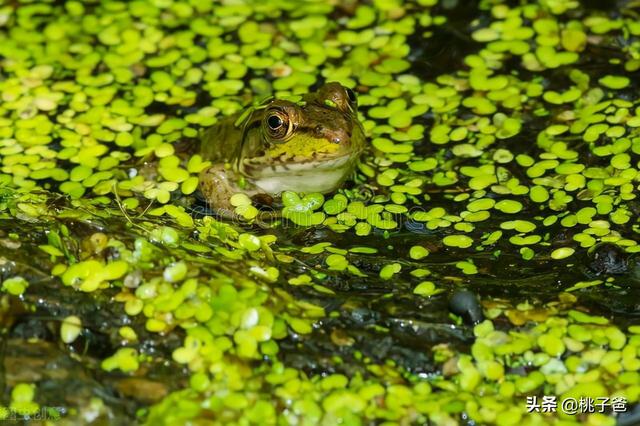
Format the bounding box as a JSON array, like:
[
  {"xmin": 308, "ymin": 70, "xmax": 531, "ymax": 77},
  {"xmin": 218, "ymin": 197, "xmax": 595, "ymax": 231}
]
[
  {"xmin": 243, "ymin": 151, "xmax": 352, "ymax": 173},
  {"xmin": 240, "ymin": 153, "xmax": 356, "ymax": 194}
]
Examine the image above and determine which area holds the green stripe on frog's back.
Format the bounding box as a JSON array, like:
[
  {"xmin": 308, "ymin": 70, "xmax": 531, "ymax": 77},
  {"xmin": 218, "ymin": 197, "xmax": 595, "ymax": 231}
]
[
  {"xmin": 199, "ymin": 109, "xmax": 263, "ymax": 169},
  {"xmin": 199, "ymin": 115, "xmax": 241, "ymax": 163}
]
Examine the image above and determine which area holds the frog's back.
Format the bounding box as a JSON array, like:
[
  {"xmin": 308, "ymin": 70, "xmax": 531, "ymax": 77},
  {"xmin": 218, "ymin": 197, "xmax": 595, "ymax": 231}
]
[{"xmin": 199, "ymin": 114, "xmax": 245, "ymax": 164}]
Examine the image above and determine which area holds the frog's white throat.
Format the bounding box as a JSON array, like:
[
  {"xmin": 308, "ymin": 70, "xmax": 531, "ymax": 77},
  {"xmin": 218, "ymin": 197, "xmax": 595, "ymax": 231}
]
[{"xmin": 246, "ymin": 154, "xmax": 355, "ymax": 194}]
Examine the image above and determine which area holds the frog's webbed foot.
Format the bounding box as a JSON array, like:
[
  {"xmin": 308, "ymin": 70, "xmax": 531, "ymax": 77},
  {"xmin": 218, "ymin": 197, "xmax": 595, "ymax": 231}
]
[
  {"xmin": 249, "ymin": 193, "xmax": 282, "ymax": 224},
  {"xmin": 199, "ymin": 165, "xmax": 274, "ymax": 227},
  {"xmin": 199, "ymin": 165, "xmax": 246, "ymax": 212}
]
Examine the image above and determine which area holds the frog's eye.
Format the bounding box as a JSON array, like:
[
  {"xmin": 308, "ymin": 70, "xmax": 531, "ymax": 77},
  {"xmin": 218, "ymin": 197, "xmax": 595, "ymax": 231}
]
[
  {"xmin": 264, "ymin": 109, "xmax": 292, "ymax": 140},
  {"xmin": 345, "ymin": 87, "xmax": 357, "ymax": 106},
  {"xmin": 267, "ymin": 115, "xmax": 283, "ymax": 130}
]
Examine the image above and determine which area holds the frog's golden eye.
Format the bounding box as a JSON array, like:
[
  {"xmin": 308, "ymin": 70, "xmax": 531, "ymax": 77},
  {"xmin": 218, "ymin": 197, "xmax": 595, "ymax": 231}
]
[
  {"xmin": 264, "ymin": 109, "xmax": 293, "ymax": 140},
  {"xmin": 334, "ymin": 86, "xmax": 357, "ymax": 113},
  {"xmin": 345, "ymin": 87, "xmax": 357, "ymax": 107},
  {"xmin": 315, "ymin": 82, "xmax": 358, "ymax": 114}
]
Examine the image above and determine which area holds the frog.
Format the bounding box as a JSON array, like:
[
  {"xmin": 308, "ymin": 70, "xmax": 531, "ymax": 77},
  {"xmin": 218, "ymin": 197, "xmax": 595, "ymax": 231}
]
[{"xmin": 198, "ymin": 82, "xmax": 366, "ymax": 212}]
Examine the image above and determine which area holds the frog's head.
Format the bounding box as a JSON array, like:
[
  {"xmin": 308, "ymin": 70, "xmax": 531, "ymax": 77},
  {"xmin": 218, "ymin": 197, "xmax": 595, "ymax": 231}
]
[{"xmin": 238, "ymin": 82, "xmax": 365, "ymax": 194}]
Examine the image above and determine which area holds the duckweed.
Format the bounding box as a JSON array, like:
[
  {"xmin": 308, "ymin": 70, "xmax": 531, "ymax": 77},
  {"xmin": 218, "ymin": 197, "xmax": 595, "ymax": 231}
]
[
  {"xmin": 8, "ymin": 384, "xmax": 39, "ymax": 418},
  {"xmin": 443, "ymin": 235, "xmax": 474, "ymax": 249},
  {"xmin": 409, "ymin": 245, "xmax": 429, "ymax": 260},
  {"xmin": 551, "ymin": 247, "xmax": 576, "ymax": 260},
  {"xmin": 61, "ymin": 259, "xmax": 129, "ymax": 292},
  {"xmin": 101, "ymin": 348, "xmax": 140, "ymax": 373},
  {"xmin": 413, "ymin": 281, "xmax": 437, "ymax": 297},
  {"xmin": 380, "ymin": 263, "xmax": 401, "ymax": 279},
  {"xmin": 60, "ymin": 315, "xmax": 83, "ymax": 344},
  {"xmin": 163, "ymin": 261, "xmax": 188, "ymax": 283},
  {"xmin": 1, "ymin": 276, "xmax": 28, "ymax": 296}
]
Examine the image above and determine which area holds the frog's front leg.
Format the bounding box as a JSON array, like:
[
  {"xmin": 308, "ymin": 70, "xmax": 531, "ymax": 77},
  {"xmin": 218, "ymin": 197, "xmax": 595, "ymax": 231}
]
[
  {"xmin": 199, "ymin": 165, "xmax": 281, "ymax": 226},
  {"xmin": 199, "ymin": 164, "xmax": 255, "ymax": 213}
]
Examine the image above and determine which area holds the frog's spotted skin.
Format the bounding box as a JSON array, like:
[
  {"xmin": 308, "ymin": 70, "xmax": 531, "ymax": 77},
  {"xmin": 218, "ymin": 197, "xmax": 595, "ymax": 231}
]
[{"xmin": 199, "ymin": 82, "xmax": 365, "ymax": 210}]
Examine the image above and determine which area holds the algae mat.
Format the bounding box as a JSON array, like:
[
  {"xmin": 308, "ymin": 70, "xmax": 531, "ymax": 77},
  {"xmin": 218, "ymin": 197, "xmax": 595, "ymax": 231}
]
[{"xmin": 1, "ymin": 0, "xmax": 640, "ymax": 425}]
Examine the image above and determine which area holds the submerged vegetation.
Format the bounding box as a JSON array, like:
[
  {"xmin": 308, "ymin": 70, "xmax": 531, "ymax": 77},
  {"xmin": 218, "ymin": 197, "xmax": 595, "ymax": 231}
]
[{"xmin": 1, "ymin": 0, "xmax": 640, "ymax": 424}]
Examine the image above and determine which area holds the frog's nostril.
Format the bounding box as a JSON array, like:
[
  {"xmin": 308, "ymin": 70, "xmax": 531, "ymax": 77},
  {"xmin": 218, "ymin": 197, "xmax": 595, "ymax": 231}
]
[
  {"xmin": 331, "ymin": 130, "xmax": 350, "ymax": 144},
  {"xmin": 316, "ymin": 124, "xmax": 349, "ymax": 144}
]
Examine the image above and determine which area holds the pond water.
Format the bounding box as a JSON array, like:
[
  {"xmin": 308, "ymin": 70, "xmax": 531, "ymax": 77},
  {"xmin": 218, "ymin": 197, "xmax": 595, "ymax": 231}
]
[{"xmin": 0, "ymin": 0, "xmax": 640, "ymax": 425}]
